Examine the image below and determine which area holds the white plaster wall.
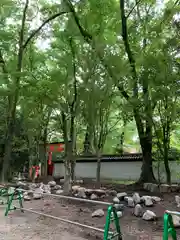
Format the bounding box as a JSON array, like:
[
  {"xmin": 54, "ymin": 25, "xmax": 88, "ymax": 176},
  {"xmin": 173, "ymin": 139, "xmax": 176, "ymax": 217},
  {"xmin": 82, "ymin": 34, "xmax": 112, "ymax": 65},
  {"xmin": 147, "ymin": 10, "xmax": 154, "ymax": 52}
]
[{"xmin": 53, "ymin": 161, "xmax": 180, "ymax": 182}]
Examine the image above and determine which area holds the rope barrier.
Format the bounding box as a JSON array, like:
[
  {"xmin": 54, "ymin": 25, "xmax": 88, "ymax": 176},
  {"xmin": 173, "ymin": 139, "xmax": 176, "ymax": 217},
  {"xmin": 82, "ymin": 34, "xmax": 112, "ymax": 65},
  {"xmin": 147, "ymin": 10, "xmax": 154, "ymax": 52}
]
[
  {"xmin": 18, "ymin": 188, "xmax": 111, "ymax": 206},
  {"xmin": 15, "ymin": 207, "xmax": 107, "ymax": 233}
]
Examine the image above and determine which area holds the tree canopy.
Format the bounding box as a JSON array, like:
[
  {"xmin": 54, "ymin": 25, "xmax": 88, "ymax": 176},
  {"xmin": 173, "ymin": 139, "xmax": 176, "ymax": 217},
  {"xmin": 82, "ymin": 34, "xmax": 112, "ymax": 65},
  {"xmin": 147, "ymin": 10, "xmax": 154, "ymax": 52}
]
[{"xmin": 0, "ymin": 0, "xmax": 179, "ymax": 189}]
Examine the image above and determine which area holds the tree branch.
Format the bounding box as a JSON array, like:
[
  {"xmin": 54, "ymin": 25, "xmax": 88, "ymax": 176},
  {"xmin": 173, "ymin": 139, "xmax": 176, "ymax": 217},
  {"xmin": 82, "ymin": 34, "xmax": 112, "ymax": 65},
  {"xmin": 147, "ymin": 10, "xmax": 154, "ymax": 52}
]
[
  {"xmin": 120, "ymin": 0, "xmax": 138, "ymax": 97},
  {"xmin": 64, "ymin": 0, "xmax": 92, "ymax": 43},
  {"xmin": 17, "ymin": 0, "xmax": 29, "ymax": 71},
  {"xmin": 126, "ymin": 0, "xmax": 143, "ymax": 19},
  {"xmin": 23, "ymin": 11, "xmax": 70, "ymax": 49},
  {"xmin": 65, "ymin": 0, "xmax": 130, "ymax": 102}
]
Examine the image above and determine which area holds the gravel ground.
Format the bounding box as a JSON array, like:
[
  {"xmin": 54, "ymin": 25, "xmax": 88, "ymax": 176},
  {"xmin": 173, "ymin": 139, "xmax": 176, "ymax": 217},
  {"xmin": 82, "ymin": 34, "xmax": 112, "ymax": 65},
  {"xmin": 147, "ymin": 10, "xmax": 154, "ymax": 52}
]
[
  {"xmin": 0, "ymin": 205, "xmax": 88, "ymax": 240},
  {"xmin": 0, "ymin": 195, "xmax": 163, "ymax": 240},
  {"xmin": 1, "ymin": 181, "xmax": 180, "ymax": 240}
]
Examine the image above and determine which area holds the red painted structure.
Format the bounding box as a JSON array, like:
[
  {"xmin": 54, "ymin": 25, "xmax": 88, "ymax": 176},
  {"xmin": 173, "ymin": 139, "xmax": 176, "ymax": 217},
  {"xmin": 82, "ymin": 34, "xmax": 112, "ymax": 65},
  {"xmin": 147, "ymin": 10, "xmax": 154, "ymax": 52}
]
[{"xmin": 46, "ymin": 142, "xmax": 65, "ymax": 176}]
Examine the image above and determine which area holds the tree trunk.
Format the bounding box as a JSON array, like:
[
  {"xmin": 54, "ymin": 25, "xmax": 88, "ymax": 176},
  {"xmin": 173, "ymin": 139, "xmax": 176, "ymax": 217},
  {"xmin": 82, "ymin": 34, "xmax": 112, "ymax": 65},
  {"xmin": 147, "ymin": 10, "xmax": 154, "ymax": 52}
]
[
  {"xmin": 64, "ymin": 142, "xmax": 72, "ymax": 194},
  {"xmin": 41, "ymin": 128, "xmax": 48, "ymax": 177},
  {"xmin": 96, "ymin": 149, "xmax": 101, "ymax": 188},
  {"xmin": 134, "ymin": 111, "xmax": 156, "ymax": 183},
  {"xmin": 163, "ymin": 126, "xmax": 171, "ymax": 184},
  {"xmin": 83, "ymin": 126, "xmax": 93, "ymax": 154},
  {"xmin": 62, "ymin": 112, "xmax": 71, "ymax": 194},
  {"xmin": 138, "ymin": 140, "xmax": 155, "ymax": 183},
  {"xmin": 164, "ymin": 151, "xmax": 171, "ymax": 184},
  {"xmin": 1, "ymin": 118, "xmax": 14, "ymax": 182},
  {"xmin": 119, "ymin": 130, "xmax": 125, "ymax": 154}
]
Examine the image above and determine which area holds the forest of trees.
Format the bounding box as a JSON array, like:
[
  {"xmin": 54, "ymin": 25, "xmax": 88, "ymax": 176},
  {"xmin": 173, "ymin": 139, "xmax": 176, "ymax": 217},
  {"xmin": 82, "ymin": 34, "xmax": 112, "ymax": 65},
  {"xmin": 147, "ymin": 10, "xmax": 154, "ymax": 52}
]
[{"xmin": 0, "ymin": 0, "xmax": 179, "ymax": 192}]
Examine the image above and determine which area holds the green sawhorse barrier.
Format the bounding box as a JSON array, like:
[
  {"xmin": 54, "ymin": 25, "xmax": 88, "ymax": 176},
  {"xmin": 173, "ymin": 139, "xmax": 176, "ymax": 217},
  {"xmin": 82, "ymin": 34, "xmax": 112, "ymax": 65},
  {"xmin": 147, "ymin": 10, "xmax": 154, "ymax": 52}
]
[
  {"xmin": 163, "ymin": 210, "xmax": 178, "ymax": 240},
  {"xmin": 3, "ymin": 188, "xmax": 23, "ymax": 216},
  {"xmin": 104, "ymin": 205, "xmax": 122, "ymax": 240}
]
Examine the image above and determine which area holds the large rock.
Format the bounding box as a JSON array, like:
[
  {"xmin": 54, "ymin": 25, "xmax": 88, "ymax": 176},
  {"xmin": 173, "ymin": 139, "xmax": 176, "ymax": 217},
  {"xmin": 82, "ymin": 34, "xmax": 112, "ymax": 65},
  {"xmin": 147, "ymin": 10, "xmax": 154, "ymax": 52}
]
[
  {"xmin": 141, "ymin": 196, "xmax": 153, "ymax": 206},
  {"xmin": 23, "ymin": 192, "xmax": 31, "ymax": 201},
  {"xmin": 150, "ymin": 184, "xmax": 159, "ymax": 192},
  {"xmin": 93, "ymin": 189, "xmax": 106, "ymax": 197},
  {"xmin": 117, "ymin": 192, "xmax": 127, "ymax": 200},
  {"xmin": 43, "ymin": 185, "xmax": 51, "ymax": 194},
  {"xmin": 143, "ymin": 183, "xmax": 151, "ymax": 191},
  {"xmin": 133, "ymin": 192, "xmax": 141, "ymax": 204},
  {"xmin": 114, "ymin": 204, "xmax": 125, "ymax": 211},
  {"xmin": 111, "ymin": 211, "xmax": 122, "ymax": 218},
  {"xmin": 29, "ymin": 183, "xmax": 38, "ymax": 190},
  {"xmin": 142, "ymin": 210, "xmax": 156, "ymax": 221},
  {"xmin": 16, "ymin": 181, "xmax": 29, "ymax": 190},
  {"xmin": 77, "ymin": 187, "xmax": 86, "ymax": 198},
  {"xmin": 143, "ymin": 183, "xmax": 159, "ymax": 192},
  {"xmin": 160, "ymin": 184, "xmax": 171, "ymax": 193},
  {"xmin": 171, "ymin": 184, "xmax": 179, "ymax": 193},
  {"xmin": 151, "ymin": 196, "xmax": 161, "ymax": 202},
  {"xmin": 175, "ymin": 196, "xmax": 180, "ymax": 207},
  {"xmin": 53, "ymin": 185, "xmax": 62, "ymax": 190},
  {"xmin": 90, "ymin": 194, "xmax": 98, "ymax": 200},
  {"xmin": 56, "ymin": 190, "xmax": 64, "ymax": 195},
  {"xmin": 134, "ymin": 204, "xmax": 143, "ymax": 217},
  {"xmin": 113, "ymin": 197, "xmax": 120, "ymax": 204},
  {"xmin": 92, "ymin": 209, "xmax": 104, "ymax": 217},
  {"xmin": 107, "ymin": 190, "xmax": 117, "ymax": 196},
  {"xmin": 8, "ymin": 187, "xmax": 15, "ymax": 195},
  {"xmin": 48, "ymin": 181, "xmax": 56, "ymax": 187},
  {"xmin": 33, "ymin": 188, "xmax": 43, "ymax": 200},
  {"xmin": 127, "ymin": 197, "xmax": 134, "ymax": 207},
  {"xmin": 72, "ymin": 185, "xmax": 80, "ymax": 193},
  {"xmin": 172, "ymin": 215, "xmax": 180, "ymax": 227}
]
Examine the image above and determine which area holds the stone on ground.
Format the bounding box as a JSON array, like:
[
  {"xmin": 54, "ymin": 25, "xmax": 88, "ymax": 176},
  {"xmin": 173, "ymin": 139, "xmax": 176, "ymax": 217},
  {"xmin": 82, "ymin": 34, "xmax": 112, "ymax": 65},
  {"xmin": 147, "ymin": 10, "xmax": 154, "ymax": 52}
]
[
  {"xmin": 127, "ymin": 197, "xmax": 135, "ymax": 207},
  {"xmin": 23, "ymin": 192, "xmax": 31, "ymax": 201},
  {"xmin": 175, "ymin": 196, "xmax": 180, "ymax": 207},
  {"xmin": 171, "ymin": 184, "xmax": 179, "ymax": 192},
  {"xmin": 33, "ymin": 188, "xmax": 43, "ymax": 200},
  {"xmin": 56, "ymin": 190, "xmax": 64, "ymax": 195},
  {"xmin": 143, "ymin": 183, "xmax": 159, "ymax": 192},
  {"xmin": 72, "ymin": 185, "xmax": 80, "ymax": 193},
  {"xmin": 142, "ymin": 196, "xmax": 153, "ymax": 207},
  {"xmin": 113, "ymin": 204, "xmax": 124, "ymax": 211},
  {"xmin": 113, "ymin": 197, "xmax": 120, "ymax": 204},
  {"xmin": 159, "ymin": 184, "xmax": 171, "ymax": 193},
  {"xmin": 117, "ymin": 192, "xmax": 127, "ymax": 200},
  {"xmin": 133, "ymin": 192, "xmax": 141, "ymax": 204},
  {"xmin": 111, "ymin": 211, "xmax": 122, "ymax": 218},
  {"xmin": 92, "ymin": 209, "xmax": 105, "ymax": 217},
  {"xmin": 48, "ymin": 181, "xmax": 56, "ymax": 187},
  {"xmin": 134, "ymin": 204, "xmax": 143, "ymax": 217},
  {"xmin": 90, "ymin": 194, "xmax": 98, "ymax": 200},
  {"xmin": 172, "ymin": 215, "xmax": 180, "ymax": 227},
  {"xmin": 16, "ymin": 181, "xmax": 29, "ymax": 189},
  {"xmin": 76, "ymin": 187, "xmax": 86, "ymax": 198},
  {"xmin": 142, "ymin": 210, "xmax": 156, "ymax": 221},
  {"xmin": 8, "ymin": 187, "xmax": 15, "ymax": 195},
  {"xmin": 107, "ymin": 190, "xmax": 117, "ymax": 196},
  {"xmin": 151, "ymin": 196, "xmax": 161, "ymax": 202}
]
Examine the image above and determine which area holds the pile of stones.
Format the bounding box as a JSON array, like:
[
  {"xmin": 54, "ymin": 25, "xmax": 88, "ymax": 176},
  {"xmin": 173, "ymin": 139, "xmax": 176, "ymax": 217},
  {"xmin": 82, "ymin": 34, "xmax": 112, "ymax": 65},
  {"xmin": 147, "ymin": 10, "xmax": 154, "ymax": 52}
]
[{"xmin": 143, "ymin": 183, "xmax": 180, "ymax": 193}]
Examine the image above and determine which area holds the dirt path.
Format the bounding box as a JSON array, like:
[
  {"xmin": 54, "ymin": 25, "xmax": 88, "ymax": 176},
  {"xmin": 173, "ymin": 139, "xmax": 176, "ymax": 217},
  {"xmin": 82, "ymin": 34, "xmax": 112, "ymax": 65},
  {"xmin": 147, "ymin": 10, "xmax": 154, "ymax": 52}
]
[{"xmin": 0, "ymin": 206, "xmax": 88, "ymax": 240}]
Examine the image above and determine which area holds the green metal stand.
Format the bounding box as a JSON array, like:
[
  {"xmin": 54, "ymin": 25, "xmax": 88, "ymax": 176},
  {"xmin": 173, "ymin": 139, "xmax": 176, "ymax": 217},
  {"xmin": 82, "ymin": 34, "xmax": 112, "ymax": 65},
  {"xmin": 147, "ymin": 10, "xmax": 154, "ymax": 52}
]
[
  {"xmin": 163, "ymin": 212, "xmax": 177, "ymax": 240},
  {"xmin": 104, "ymin": 205, "xmax": 122, "ymax": 240},
  {"xmin": 4, "ymin": 189, "xmax": 23, "ymax": 216}
]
